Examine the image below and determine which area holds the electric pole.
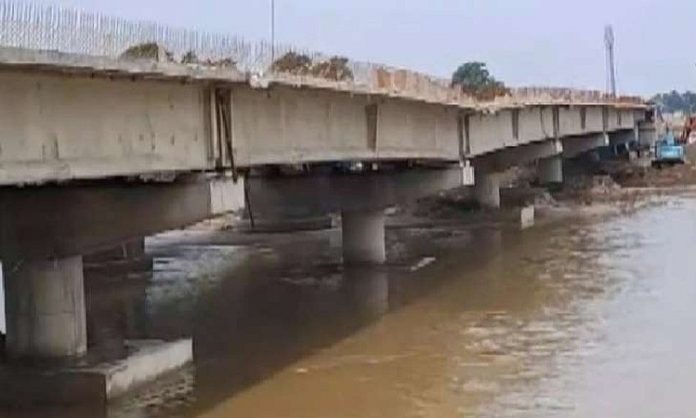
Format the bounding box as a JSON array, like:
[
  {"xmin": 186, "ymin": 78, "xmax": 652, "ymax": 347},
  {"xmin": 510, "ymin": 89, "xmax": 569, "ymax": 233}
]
[
  {"xmin": 271, "ymin": 0, "xmax": 276, "ymax": 63},
  {"xmin": 605, "ymin": 25, "xmax": 617, "ymax": 97}
]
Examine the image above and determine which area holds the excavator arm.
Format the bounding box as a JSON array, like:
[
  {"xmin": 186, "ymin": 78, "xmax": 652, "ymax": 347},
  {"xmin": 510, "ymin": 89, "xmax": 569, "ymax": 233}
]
[{"xmin": 680, "ymin": 116, "xmax": 696, "ymax": 144}]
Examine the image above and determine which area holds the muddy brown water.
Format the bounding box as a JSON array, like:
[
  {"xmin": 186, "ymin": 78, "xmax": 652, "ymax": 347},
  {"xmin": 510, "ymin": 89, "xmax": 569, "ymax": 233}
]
[{"xmin": 3, "ymin": 194, "xmax": 696, "ymax": 417}]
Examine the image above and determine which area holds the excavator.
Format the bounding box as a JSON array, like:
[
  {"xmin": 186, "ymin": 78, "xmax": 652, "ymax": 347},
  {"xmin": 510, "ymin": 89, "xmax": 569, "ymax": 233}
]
[
  {"xmin": 653, "ymin": 122, "xmax": 686, "ymax": 167},
  {"xmin": 653, "ymin": 129, "xmax": 684, "ymax": 167},
  {"xmin": 680, "ymin": 115, "xmax": 696, "ymax": 144}
]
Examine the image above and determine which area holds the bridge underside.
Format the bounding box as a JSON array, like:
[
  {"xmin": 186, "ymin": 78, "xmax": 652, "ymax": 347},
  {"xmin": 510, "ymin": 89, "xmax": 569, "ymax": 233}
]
[{"xmin": 0, "ymin": 166, "xmax": 469, "ymax": 359}]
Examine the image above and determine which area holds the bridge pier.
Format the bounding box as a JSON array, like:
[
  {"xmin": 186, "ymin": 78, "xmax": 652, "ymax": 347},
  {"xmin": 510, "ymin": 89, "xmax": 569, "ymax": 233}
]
[
  {"xmin": 245, "ymin": 167, "xmax": 467, "ymax": 264},
  {"xmin": 345, "ymin": 268, "xmax": 389, "ymax": 318},
  {"xmin": 3, "ymin": 256, "xmax": 86, "ymax": 360},
  {"xmin": 538, "ymin": 155, "xmax": 563, "ymax": 185},
  {"xmin": 474, "ymin": 169, "xmax": 501, "ymax": 209},
  {"xmin": 342, "ymin": 209, "xmax": 386, "ymax": 265},
  {"xmin": 0, "ymin": 176, "xmax": 244, "ymax": 402}
]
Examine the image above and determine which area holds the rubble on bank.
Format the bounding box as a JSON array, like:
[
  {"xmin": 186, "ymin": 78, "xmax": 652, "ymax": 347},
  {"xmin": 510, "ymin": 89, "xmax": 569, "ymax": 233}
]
[{"xmin": 603, "ymin": 160, "xmax": 696, "ymax": 188}]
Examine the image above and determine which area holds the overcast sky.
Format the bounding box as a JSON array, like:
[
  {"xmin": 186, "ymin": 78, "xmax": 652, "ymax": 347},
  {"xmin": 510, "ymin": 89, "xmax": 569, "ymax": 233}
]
[{"xmin": 51, "ymin": 0, "xmax": 695, "ymax": 97}]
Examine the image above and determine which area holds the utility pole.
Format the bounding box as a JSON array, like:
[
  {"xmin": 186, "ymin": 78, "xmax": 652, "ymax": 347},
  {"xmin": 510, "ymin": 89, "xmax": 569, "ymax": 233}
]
[
  {"xmin": 604, "ymin": 25, "xmax": 617, "ymax": 97},
  {"xmin": 271, "ymin": 0, "xmax": 276, "ymax": 63}
]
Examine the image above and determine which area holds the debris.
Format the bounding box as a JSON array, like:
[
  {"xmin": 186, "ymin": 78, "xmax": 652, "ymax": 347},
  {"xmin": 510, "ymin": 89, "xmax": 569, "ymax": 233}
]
[
  {"xmin": 310, "ymin": 56, "xmax": 354, "ymax": 81},
  {"xmin": 205, "ymin": 57, "xmax": 237, "ymax": 69},
  {"xmin": 271, "ymin": 51, "xmax": 313, "ymax": 76},
  {"xmin": 271, "ymin": 53, "xmax": 354, "ymax": 81},
  {"xmin": 181, "ymin": 50, "xmax": 199, "ymax": 64},
  {"xmin": 458, "ymin": 84, "xmax": 511, "ymax": 101},
  {"xmin": 120, "ymin": 42, "xmax": 175, "ymax": 63}
]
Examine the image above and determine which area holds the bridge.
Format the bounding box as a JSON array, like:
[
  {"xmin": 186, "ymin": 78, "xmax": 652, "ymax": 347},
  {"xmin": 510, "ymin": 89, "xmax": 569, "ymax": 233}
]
[{"xmin": 0, "ymin": 1, "xmax": 652, "ymax": 404}]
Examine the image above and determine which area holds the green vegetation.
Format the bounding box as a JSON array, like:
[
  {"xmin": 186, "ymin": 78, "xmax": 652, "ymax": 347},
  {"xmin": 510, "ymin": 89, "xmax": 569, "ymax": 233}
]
[
  {"xmin": 451, "ymin": 62, "xmax": 508, "ymax": 100},
  {"xmin": 451, "ymin": 62, "xmax": 503, "ymax": 89},
  {"xmin": 651, "ymin": 91, "xmax": 696, "ymax": 114}
]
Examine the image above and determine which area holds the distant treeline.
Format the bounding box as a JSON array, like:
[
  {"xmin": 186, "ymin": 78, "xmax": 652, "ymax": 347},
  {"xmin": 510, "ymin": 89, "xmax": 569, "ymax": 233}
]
[{"xmin": 652, "ymin": 91, "xmax": 696, "ymax": 114}]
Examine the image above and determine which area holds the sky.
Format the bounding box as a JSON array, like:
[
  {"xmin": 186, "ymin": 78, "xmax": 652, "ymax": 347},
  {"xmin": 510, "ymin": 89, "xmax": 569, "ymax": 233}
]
[{"xmin": 49, "ymin": 0, "xmax": 696, "ymax": 97}]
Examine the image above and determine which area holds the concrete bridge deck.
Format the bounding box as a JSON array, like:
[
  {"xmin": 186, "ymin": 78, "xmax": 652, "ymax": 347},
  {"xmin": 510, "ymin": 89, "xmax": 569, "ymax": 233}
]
[{"xmin": 0, "ymin": 47, "xmax": 647, "ymax": 185}]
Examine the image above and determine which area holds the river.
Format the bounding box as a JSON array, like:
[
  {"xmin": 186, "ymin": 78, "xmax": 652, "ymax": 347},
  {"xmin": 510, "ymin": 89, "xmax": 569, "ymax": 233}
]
[{"xmin": 4, "ymin": 194, "xmax": 696, "ymax": 417}]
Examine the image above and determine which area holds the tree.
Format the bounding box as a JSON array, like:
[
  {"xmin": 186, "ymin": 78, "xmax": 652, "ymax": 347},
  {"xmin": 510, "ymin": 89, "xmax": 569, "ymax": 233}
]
[
  {"xmin": 451, "ymin": 62, "xmax": 508, "ymax": 100},
  {"xmin": 451, "ymin": 62, "xmax": 504, "ymax": 90},
  {"xmin": 651, "ymin": 90, "xmax": 696, "ymax": 114}
]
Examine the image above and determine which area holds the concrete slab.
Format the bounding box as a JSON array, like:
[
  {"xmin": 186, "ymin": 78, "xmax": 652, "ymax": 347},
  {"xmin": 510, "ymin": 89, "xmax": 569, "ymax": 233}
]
[{"xmin": 0, "ymin": 339, "xmax": 192, "ymax": 405}]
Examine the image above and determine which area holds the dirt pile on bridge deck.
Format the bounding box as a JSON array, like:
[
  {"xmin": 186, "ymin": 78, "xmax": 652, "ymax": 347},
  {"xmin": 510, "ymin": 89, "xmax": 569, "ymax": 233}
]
[
  {"xmin": 310, "ymin": 57, "xmax": 354, "ymax": 81},
  {"xmin": 120, "ymin": 42, "xmax": 175, "ymax": 62},
  {"xmin": 457, "ymin": 84, "xmax": 511, "ymax": 101},
  {"xmin": 120, "ymin": 43, "xmax": 237, "ymax": 69},
  {"xmin": 271, "ymin": 52, "xmax": 354, "ymax": 81},
  {"xmin": 271, "ymin": 52, "xmax": 313, "ymax": 75},
  {"xmin": 180, "ymin": 50, "xmax": 237, "ymax": 68}
]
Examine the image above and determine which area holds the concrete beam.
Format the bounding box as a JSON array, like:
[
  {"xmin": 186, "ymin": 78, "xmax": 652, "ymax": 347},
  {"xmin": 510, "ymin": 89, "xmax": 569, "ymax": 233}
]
[
  {"xmin": 0, "ymin": 70, "xmax": 213, "ymax": 185},
  {"xmin": 245, "ymin": 166, "xmax": 471, "ymax": 219},
  {"xmin": 0, "ymin": 174, "xmax": 244, "ymax": 260},
  {"xmin": 609, "ymin": 128, "xmax": 638, "ymax": 146},
  {"xmin": 230, "ymin": 86, "xmax": 461, "ymax": 166},
  {"xmin": 473, "ymin": 139, "xmax": 563, "ymax": 173},
  {"xmin": 562, "ymin": 133, "xmax": 609, "ymax": 158}
]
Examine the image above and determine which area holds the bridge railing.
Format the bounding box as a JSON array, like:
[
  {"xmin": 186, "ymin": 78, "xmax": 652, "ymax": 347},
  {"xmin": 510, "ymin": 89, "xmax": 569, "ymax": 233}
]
[
  {"xmin": 0, "ymin": 0, "xmax": 313, "ymax": 72},
  {"xmin": 0, "ymin": 0, "xmax": 644, "ymax": 107}
]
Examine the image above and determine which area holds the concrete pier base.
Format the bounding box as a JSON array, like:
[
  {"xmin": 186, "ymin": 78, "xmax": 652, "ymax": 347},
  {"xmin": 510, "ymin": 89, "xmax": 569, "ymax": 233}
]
[
  {"xmin": 0, "ymin": 339, "xmax": 192, "ymax": 405},
  {"xmin": 3, "ymin": 256, "xmax": 87, "ymax": 360},
  {"xmin": 538, "ymin": 155, "xmax": 563, "ymax": 185},
  {"xmin": 341, "ymin": 210, "xmax": 386, "ymax": 265},
  {"xmin": 474, "ymin": 170, "xmax": 501, "ymax": 209}
]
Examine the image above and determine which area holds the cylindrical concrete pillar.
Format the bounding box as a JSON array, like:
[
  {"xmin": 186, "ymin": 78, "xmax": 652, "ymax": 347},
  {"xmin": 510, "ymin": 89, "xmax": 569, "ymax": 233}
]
[
  {"xmin": 341, "ymin": 210, "xmax": 386, "ymax": 265},
  {"xmin": 474, "ymin": 169, "xmax": 501, "ymax": 209},
  {"xmin": 538, "ymin": 155, "xmax": 563, "ymax": 185},
  {"xmin": 3, "ymin": 256, "xmax": 87, "ymax": 359}
]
